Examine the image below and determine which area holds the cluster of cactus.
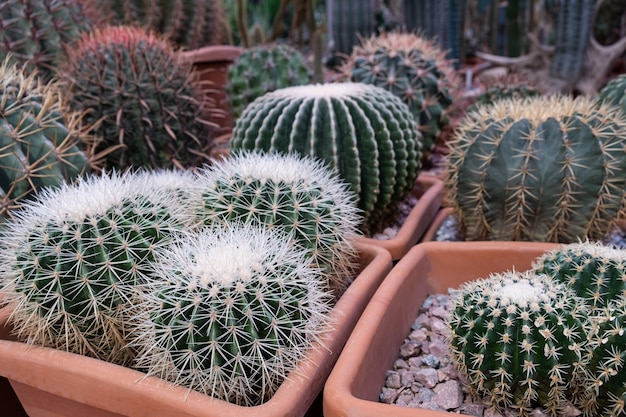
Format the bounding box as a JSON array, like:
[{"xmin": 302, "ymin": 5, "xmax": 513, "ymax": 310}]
[
  {"xmin": 226, "ymin": 43, "xmax": 312, "ymax": 119},
  {"xmin": 191, "ymin": 152, "xmax": 361, "ymax": 294},
  {"xmin": 0, "ymin": 0, "xmax": 96, "ymax": 81},
  {"xmin": 0, "ymin": 58, "xmax": 96, "ymax": 220},
  {"xmin": 341, "ymin": 31, "xmax": 460, "ymax": 155},
  {"xmin": 58, "ymin": 26, "xmax": 213, "ymax": 171},
  {"xmin": 444, "ymin": 95, "xmax": 626, "ymax": 243},
  {"xmin": 230, "ymin": 82, "xmax": 422, "ymax": 235},
  {"xmin": 468, "ymin": 72, "xmax": 544, "ymax": 112},
  {"xmin": 130, "ymin": 225, "xmax": 332, "ymax": 406},
  {"xmin": 598, "ymin": 74, "xmax": 626, "ymax": 116},
  {"xmin": 95, "ymin": 0, "xmax": 230, "ymax": 50}
]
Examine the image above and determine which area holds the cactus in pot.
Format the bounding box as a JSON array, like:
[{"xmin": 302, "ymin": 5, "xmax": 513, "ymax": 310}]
[
  {"xmin": 447, "ymin": 270, "xmax": 590, "ymax": 416},
  {"xmin": 468, "ymin": 72, "xmax": 544, "ymax": 113},
  {"xmin": 444, "ymin": 95, "xmax": 626, "ymax": 242},
  {"xmin": 598, "ymin": 74, "xmax": 626, "ymax": 116},
  {"xmin": 230, "ymin": 82, "xmax": 422, "ymax": 235},
  {"xmin": 129, "ymin": 224, "xmax": 333, "ymax": 406},
  {"xmin": 58, "ymin": 26, "xmax": 213, "ymax": 171}
]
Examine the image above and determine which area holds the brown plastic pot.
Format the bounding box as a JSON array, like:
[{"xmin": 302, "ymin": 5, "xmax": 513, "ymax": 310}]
[
  {"xmin": 0, "ymin": 242, "xmax": 392, "ymax": 417},
  {"xmin": 323, "ymin": 240, "xmax": 561, "ymax": 417},
  {"xmin": 357, "ymin": 174, "xmax": 444, "ymax": 261}
]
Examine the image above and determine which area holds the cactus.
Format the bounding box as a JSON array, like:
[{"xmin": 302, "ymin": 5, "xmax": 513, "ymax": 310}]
[
  {"xmin": 444, "ymin": 95, "xmax": 626, "ymax": 242},
  {"xmin": 230, "ymin": 82, "xmax": 422, "ymax": 235},
  {"xmin": 192, "ymin": 152, "xmax": 361, "ymax": 294},
  {"xmin": 326, "ymin": 0, "xmax": 377, "ymax": 57},
  {"xmin": 58, "ymin": 26, "xmax": 213, "ymax": 171},
  {"xmin": 0, "ymin": 58, "xmax": 96, "ymax": 220},
  {"xmin": 130, "ymin": 224, "xmax": 333, "ymax": 406},
  {"xmin": 533, "ymin": 241, "xmax": 626, "ymax": 311},
  {"xmin": 447, "ymin": 270, "xmax": 589, "ymax": 416},
  {"xmin": 0, "ymin": 171, "xmax": 193, "ymax": 365},
  {"xmin": 225, "ymin": 44, "xmax": 312, "ymax": 119},
  {"xmin": 468, "ymin": 72, "xmax": 543, "ymax": 112},
  {"xmin": 342, "ymin": 31, "xmax": 460, "ymax": 155},
  {"xmin": 0, "ymin": 0, "xmax": 96, "ymax": 81},
  {"xmin": 598, "ymin": 74, "xmax": 626, "ymax": 116}
]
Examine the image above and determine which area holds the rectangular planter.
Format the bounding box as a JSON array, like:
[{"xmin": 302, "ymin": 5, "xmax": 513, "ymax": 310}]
[
  {"xmin": 323, "ymin": 241, "xmax": 561, "ymax": 417},
  {"xmin": 0, "ymin": 242, "xmax": 392, "ymax": 417}
]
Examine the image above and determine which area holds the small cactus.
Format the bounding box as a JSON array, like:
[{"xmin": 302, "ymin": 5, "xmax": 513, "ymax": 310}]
[
  {"xmin": 469, "ymin": 72, "xmax": 543, "ymax": 112},
  {"xmin": 447, "ymin": 270, "xmax": 590, "ymax": 416},
  {"xmin": 130, "ymin": 224, "xmax": 333, "ymax": 406},
  {"xmin": 226, "ymin": 43, "xmax": 312, "ymax": 119},
  {"xmin": 230, "ymin": 82, "xmax": 422, "ymax": 235},
  {"xmin": 58, "ymin": 26, "xmax": 213, "ymax": 171},
  {"xmin": 533, "ymin": 241, "xmax": 626, "ymax": 311},
  {"xmin": 598, "ymin": 74, "xmax": 626, "ymax": 116},
  {"xmin": 192, "ymin": 152, "xmax": 361, "ymax": 293},
  {"xmin": 0, "ymin": 171, "xmax": 193, "ymax": 365},
  {"xmin": 444, "ymin": 95, "xmax": 626, "ymax": 242}
]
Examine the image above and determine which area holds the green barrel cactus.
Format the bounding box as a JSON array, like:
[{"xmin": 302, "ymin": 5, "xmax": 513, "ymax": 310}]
[
  {"xmin": 447, "ymin": 270, "xmax": 590, "ymax": 416},
  {"xmin": 130, "ymin": 224, "xmax": 332, "ymax": 406},
  {"xmin": 468, "ymin": 73, "xmax": 543, "ymax": 113},
  {"xmin": 192, "ymin": 151, "xmax": 361, "ymax": 294},
  {"xmin": 0, "ymin": 171, "xmax": 193, "ymax": 365},
  {"xmin": 0, "ymin": 0, "xmax": 96, "ymax": 81},
  {"xmin": 58, "ymin": 26, "xmax": 213, "ymax": 171},
  {"xmin": 226, "ymin": 44, "xmax": 312, "ymax": 119},
  {"xmin": 533, "ymin": 241, "xmax": 626, "ymax": 311},
  {"xmin": 598, "ymin": 74, "xmax": 626, "ymax": 115},
  {"xmin": 444, "ymin": 95, "xmax": 626, "ymax": 242},
  {"xmin": 0, "ymin": 58, "xmax": 95, "ymax": 220},
  {"xmin": 342, "ymin": 31, "xmax": 460, "ymax": 155},
  {"xmin": 230, "ymin": 82, "xmax": 422, "ymax": 234}
]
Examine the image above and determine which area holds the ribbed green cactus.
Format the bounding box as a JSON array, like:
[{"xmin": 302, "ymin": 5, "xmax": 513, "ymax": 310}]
[
  {"xmin": 226, "ymin": 44, "xmax": 312, "ymax": 119},
  {"xmin": 342, "ymin": 31, "xmax": 460, "ymax": 155},
  {"xmin": 533, "ymin": 241, "xmax": 626, "ymax": 311},
  {"xmin": 130, "ymin": 224, "xmax": 332, "ymax": 406},
  {"xmin": 192, "ymin": 152, "xmax": 361, "ymax": 294},
  {"xmin": 444, "ymin": 95, "xmax": 626, "ymax": 242},
  {"xmin": 0, "ymin": 0, "xmax": 96, "ymax": 81},
  {"xmin": 230, "ymin": 82, "xmax": 422, "ymax": 234},
  {"xmin": 468, "ymin": 73, "xmax": 543, "ymax": 112},
  {"xmin": 447, "ymin": 270, "xmax": 589, "ymax": 416},
  {"xmin": 58, "ymin": 26, "xmax": 213, "ymax": 171},
  {"xmin": 326, "ymin": 0, "xmax": 377, "ymax": 57},
  {"xmin": 0, "ymin": 171, "xmax": 193, "ymax": 365},
  {"xmin": 0, "ymin": 58, "xmax": 96, "ymax": 220},
  {"xmin": 598, "ymin": 74, "xmax": 626, "ymax": 116}
]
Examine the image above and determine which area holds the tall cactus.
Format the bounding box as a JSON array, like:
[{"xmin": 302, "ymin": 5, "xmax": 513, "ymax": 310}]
[
  {"xmin": 326, "ymin": 0, "xmax": 377, "ymax": 58},
  {"xmin": 229, "ymin": 82, "xmax": 422, "ymax": 234},
  {"xmin": 444, "ymin": 95, "xmax": 626, "ymax": 242}
]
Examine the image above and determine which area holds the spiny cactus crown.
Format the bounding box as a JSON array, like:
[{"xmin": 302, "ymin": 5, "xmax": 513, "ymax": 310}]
[
  {"xmin": 129, "ymin": 224, "xmax": 333, "ymax": 406},
  {"xmin": 598, "ymin": 74, "xmax": 626, "ymax": 117}
]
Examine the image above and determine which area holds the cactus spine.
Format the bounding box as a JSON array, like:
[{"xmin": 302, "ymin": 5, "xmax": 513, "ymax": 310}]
[
  {"xmin": 444, "ymin": 95, "xmax": 626, "ymax": 242},
  {"xmin": 130, "ymin": 224, "xmax": 332, "ymax": 406},
  {"xmin": 447, "ymin": 270, "xmax": 589, "ymax": 416},
  {"xmin": 59, "ymin": 26, "xmax": 213, "ymax": 171},
  {"xmin": 230, "ymin": 82, "xmax": 422, "ymax": 234}
]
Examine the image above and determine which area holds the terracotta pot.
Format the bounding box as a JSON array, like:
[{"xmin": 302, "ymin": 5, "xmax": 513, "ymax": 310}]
[
  {"xmin": 323, "ymin": 240, "xmax": 561, "ymax": 417},
  {"xmin": 420, "ymin": 206, "xmax": 455, "ymax": 243},
  {"xmin": 357, "ymin": 174, "xmax": 444, "ymax": 260},
  {"xmin": 182, "ymin": 45, "xmax": 243, "ymax": 136},
  {"xmin": 0, "ymin": 242, "xmax": 392, "ymax": 417},
  {"xmin": 0, "ymin": 309, "xmax": 27, "ymax": 417}
]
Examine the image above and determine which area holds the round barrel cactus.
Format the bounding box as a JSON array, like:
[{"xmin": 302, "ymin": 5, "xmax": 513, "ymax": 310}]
[
  {"xmin": 533, "ymin": 241, "xmax": 626, "ymax": 311},
  {"xmin": 192, "ymin": 151, "xmax": 361, "ymax": 294},
  {"xmin": 342, "ymin": 31, "xmax": 460, "ymax": 155},
  {"xmin": 598, "ymin": 74, "xmax": 626, "ymax": 116},
  {"xmin": 447, "ymin": 270, "xmax": 590, "ymax": 416},
  {"xmin": 58, "ymin": 26, "xmax": 213, "ymax": 171},
  {"xmin": 230, "ymin": 82, "xmax": 422, "ymax": 234},
  {"xmin": 130, "ymin": 224, "xmax": 332, "ymax": 406},
  {"xmin": 0, "ymin": 58, "xmax": 95, "ymax": 220},
  {"xmin": 0, "ymin": 171, "xmax": 193, "ymax": 365},
  {"xmin": 226, "ymin": 44, "xmax": 312, "ymax": 119},
  {"xmin": 444, "ymin": 95, "xmax": 626, "ymax": 242},
  {"xmin": 468, "ymin": 73, "xmax": 543, "ymax": 113}
]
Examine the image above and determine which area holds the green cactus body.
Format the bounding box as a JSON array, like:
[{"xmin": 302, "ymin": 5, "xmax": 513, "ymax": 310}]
[
  {"xmin": 0, "ymin": 59, "xmax": 95, "ymax": 219},
  {"xmin": 193, "ymin": 152, "xmax": 361, "ymax": 293},
  {"xmin": 343, "ymin": 31, "xmax": 460, "ymax": 154},
  {"xmin": 468, "ymin": 73, "xmax": 543, "ymax": 113},
  {"xmin": 598, "ymin": 74, "xmax": 626, "ymax": 116},
  {"xmin": 0, "ymin": 171, "xmax": 192, "ymax": 365},
  {"xmin": 230, "ymin": 82, "xmax": 422, "ymax": 234},
  {"xmin": 59, "ymin": 26, "xmax": 212, "ymax": 170},
  {"xmin": 447, "ymin": 270, "xmax": 589, "ymax": 416},
  {"xmin": 533, "ymin": 241, "xmax": 626, "ymax": 311},
  {"xmin": 444, "ymin": 95, "xmax": 626, "ymax": 242},
  {"xmin": 0, "ymin": 0, "xmax": 95, "ymax": 81},
  {"xmin": 226, "ymin": 44, "xmax": 312, "ymax": 119},
  {"xmin": 130, "ymin": 225, "xmax": 332, "ymax": 406}
]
